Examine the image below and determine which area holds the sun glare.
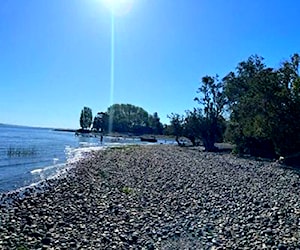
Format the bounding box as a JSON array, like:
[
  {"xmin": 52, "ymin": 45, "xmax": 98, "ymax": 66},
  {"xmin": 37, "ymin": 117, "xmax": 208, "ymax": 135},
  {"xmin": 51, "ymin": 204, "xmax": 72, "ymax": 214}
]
[{"xmin": 102, "ymin": 0, "xmax": 134, "ymax": 15}]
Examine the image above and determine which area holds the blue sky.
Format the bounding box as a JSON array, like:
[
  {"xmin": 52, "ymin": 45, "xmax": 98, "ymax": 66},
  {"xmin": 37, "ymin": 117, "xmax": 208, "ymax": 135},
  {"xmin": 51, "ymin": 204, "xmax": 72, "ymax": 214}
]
[{"xmin": 0, "ymin": 0, "xmax": 299, "ymax": 128}]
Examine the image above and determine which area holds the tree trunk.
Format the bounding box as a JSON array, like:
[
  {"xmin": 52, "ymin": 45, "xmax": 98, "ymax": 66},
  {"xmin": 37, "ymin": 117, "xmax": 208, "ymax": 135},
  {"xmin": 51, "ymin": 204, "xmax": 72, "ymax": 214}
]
[
  {"xmin": 187, "ymin": 136, "xmax": 196, "ymax": 146},
  {"xmin": 175, "ymin": 136, "xmax": 184, "ymax": 146},
  {"xmin": 203, "ymin": 136, "xmax": 217, "ymax": 152}
]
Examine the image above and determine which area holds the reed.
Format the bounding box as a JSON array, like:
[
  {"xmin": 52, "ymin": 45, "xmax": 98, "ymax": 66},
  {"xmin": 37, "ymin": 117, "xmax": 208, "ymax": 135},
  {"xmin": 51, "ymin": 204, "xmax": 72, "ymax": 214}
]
[{"xmin": 7, "ymin": 147, "xmax": 37, "ymax": 157}]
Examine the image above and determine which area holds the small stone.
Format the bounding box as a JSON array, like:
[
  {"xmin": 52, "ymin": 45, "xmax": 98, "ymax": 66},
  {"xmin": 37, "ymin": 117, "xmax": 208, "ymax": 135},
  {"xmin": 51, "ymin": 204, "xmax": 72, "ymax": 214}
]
[
  {"xmin": 278, "ymin": 244, "xmax": 287, "ymax": 250},
  {"xmin": 265, "ymin": 228, "xmax": 273, "ymax": 235},
  {"xmin": 212, "ymin": 238, "xmax": 220, "ymax": 245},
  {"xmin": 131, "ymin": 231, "xmax": 139, "ymax": 243},
  {"xmin": 41, "ymin": 237, "xmax": 51, "ymax": 245},
  {"xmin": 145, "ymin": 240, "xmax": 155, "ymax": 250}
]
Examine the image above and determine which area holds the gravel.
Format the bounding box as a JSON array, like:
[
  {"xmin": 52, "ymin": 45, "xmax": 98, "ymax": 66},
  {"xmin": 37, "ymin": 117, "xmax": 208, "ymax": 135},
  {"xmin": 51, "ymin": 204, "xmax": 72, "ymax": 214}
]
[{"xmin": 0, "ymin": 145, "xmax": 299, "ymax": 249}]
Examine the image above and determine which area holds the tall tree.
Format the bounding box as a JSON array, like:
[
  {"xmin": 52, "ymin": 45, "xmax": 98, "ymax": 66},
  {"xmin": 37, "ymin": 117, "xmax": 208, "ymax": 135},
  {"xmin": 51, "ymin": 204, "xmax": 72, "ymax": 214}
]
[
  {"xmin": 183, "ymin": 109, "xmax": 203, "ymax": 146},
  {"xmin": 168, "ymin": 113, "xmax": 184, "ymax": 146},
  {"xmin": 224, "ymin": 54, "xmax": 300, "ymax": 157},
  {"xmin": 107, "ymin": 104, "xmax": 150, "ymax": 134},
  {"xmin": 224, "ymin": 56, "xmax": 280, "ymax": 157},
  {"xmin": 149, "ymin": 112, "xmax": 163, "ymax": 134},
  {"xmin": 194, "ymin": 75, "xmax": 226, "ymax": 151},
  {"xmin": 93, "ymin": 112, "xmax": 109, "ymax": 133},
  {"xmin": 80, "ymin": 106, "xmax": 93, "ymax": 130}
]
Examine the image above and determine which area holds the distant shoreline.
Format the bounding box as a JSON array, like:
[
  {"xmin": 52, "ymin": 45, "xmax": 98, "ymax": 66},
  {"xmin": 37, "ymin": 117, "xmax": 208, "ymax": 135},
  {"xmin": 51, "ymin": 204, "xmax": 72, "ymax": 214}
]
[{"xmin": 53, "ymin": 128, "xmax": 77, "ymax": 133}]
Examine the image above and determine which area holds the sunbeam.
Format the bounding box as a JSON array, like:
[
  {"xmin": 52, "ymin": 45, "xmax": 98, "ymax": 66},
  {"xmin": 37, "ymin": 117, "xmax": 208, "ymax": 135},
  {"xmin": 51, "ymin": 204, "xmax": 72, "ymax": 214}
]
[
  {"xmin": 108, "ymin": 12, "xmax": 115, "ymax": 134},
  {"xmin": 102, "ymin": 0, "xmax": 134, "ymax": 133}
]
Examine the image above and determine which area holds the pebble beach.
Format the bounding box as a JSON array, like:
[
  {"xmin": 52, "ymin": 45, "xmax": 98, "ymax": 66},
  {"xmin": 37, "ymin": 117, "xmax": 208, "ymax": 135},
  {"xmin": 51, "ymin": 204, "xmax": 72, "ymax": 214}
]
[{"xmin": 0, "ymin": 145, "xmax": 299, "ymax": 249}]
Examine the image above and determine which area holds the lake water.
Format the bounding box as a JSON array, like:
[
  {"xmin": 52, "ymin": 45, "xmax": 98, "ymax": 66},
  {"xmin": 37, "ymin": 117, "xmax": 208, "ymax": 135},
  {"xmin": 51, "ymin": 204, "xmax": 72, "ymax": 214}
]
[{"xmin": 0, "ymin": 124, "xmax": 152, "ymax": 194}]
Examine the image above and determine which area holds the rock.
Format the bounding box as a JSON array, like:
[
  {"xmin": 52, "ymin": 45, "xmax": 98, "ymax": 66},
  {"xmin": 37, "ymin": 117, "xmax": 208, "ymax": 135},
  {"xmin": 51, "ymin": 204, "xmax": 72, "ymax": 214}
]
[
  {"xmin": 0, "ymin": 145, "xmax": 299, "ymax": 249},
  {"xmin": 31, "ymin": 231, "xmax": 42, "ymax": 238},
  {"xmin": 41, "ymin": 237, "xmax": 51, "ymax": 245},
  {"xmin": 277, "ymin": 243, "xmax": 287, "ymax": 250}
]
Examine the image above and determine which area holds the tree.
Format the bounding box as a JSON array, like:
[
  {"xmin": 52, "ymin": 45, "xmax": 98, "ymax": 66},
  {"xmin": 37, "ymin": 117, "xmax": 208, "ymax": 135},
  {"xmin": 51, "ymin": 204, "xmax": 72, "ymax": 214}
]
[
  {"xmin": 194, "ymin": 75, "xmax": 227, "ymax": 151},
  {"xmin": 168, "ymin": 113, "xmax": 184, "ymax": 146},
  {"xmin": 224, "ymin": 54, "xmax": 300, "ymax": 158},
  {"xmin": 270, "ymin": 54, "xmax": 300, "ymax": 156},
  {"xmin": 183, "ymin": 109, "xmax": 203, "ymax": 146},
  {"xmin": 167, "ymin": 76, "xmax": 226, "ymax": 149},
  {"xmin": 92, "ymin": 112, "xmax": 109, "ymax": 133},
  {"xmin": 163, "ymin": 124, "xmax": 173, "ymax": 136},
  {"xmin": 224, "ymin": 56, "xmax": 275, "ymax": 156},
  {"xmin": 149, "ymin": 112, "xmax": 164, "ymax": 134},
  {"xmin": 80, "ymin": 107, "xmax": 93, "ymax": 130},
  {"xmin": 106, "ymin": 104, "xmax": 158, "ymax": 134}
]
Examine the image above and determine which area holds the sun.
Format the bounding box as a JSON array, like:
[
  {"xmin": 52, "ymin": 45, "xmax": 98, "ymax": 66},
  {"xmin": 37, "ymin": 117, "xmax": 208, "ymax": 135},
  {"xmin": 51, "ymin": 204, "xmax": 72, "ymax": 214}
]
[{"xmin": 102, "ymin": 0, "xmax": 134, "ymax": 15}]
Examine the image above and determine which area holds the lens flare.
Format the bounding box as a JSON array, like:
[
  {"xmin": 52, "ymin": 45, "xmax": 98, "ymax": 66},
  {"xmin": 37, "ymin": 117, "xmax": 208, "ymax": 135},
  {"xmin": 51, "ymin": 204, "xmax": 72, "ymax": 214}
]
[
  {"xmin": 102, "ymin": 0, "xmax": 134, "ymax": 133},
  {"xmin": 102, "ymin": 0, "xmax": 134, "ymax": 16},
  {"xmin": 108, "ymin": 13, "xmax": 115, "ymax": 134}
]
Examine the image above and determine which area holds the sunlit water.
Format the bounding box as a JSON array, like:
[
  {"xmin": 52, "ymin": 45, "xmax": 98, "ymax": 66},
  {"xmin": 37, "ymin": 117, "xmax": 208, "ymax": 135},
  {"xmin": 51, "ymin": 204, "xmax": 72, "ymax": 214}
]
[{"xmin": 0, "ymin": 124, "xmax": 162, "ymax": 194}]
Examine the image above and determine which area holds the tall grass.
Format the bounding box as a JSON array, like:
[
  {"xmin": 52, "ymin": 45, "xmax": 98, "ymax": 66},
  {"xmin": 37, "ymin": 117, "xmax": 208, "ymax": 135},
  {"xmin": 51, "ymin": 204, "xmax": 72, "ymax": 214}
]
[{"xmin": 7, "ymin": 147, "xmax": 37, "ymax": 157}]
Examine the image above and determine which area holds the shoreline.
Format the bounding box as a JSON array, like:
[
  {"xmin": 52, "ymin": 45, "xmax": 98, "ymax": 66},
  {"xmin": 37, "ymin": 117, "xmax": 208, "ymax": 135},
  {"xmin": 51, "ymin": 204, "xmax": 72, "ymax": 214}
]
[
  {"xmin": 0, "ymin": 138, "xmax": 167, "ymax": 197},
  {"xmin": 0, "ymin": 145, "xmax": 299, "ymax": 249},
  {"xmin": 0, "ymin": 144, "xmax": 107, "ymax": 205}
]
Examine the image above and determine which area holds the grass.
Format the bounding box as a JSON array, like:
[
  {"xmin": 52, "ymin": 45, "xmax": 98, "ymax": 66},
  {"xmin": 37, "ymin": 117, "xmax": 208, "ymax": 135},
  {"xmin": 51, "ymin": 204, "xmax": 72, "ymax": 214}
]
[
  {"xmin": 16, "ymin": 246, "xmax": 28, "ymax": 250},
  {"xmin": 7, "ymin": 147, "xmax": 37, "ymax": 157},
  {"xmin": 121, "ymin": 186, "xmax": 134, "ymax": 195}
]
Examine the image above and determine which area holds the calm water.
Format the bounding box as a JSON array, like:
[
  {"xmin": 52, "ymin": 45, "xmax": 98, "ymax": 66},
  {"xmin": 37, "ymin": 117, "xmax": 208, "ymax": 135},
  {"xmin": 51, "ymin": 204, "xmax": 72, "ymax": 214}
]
[{"xmin": 0, "ymin": 124, "xmax": 144, "ymax": 194}]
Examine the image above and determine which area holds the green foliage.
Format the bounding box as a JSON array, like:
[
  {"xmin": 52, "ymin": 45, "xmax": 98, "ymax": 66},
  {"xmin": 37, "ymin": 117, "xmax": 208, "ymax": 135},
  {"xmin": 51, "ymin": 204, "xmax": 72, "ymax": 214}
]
[
  {"xmin": 166, "ymin": 53, "xmax": 300, "ymax": 159},
  {"xmin": 107, "ymin": 104, "xmax": 163, "ymax": 135},
  {"xmin": 107, "ymin": 104, "xmax": 148, "ymax": 133},
  {"xmin": 80, "ymin": 106, "xmax": 93, "ymax": 130},
  {"xmin": 121, "ymin": 186, "xmax": 133, "ymax": 195},
  {"xmin": 168, "ymin": 79, "xmax": 227, "ymax": 149},
  {"xmin": 16, "ymin": 246, "xmax": 28, "ymax": 250},
  {"xmin": 183, "ymin": 109, "xmax": 202, "ymax": 146},
  {"xmin": 148, "ymin": 112, "xmax": 164, "ymax": 134},
  {"xmin": 224, "ymin": 54, "xmax": 300, "ymax": 158},
  {"xmin": 163, "ymin": 124, "xmax": 173, "ymax": 136},
  {"xmin": 93, "ymin": 112, "xmax": 109, "ymax": 132},
  {"xmin": 167, "ymin": 113, "xmax": 184, "ymax": 145},
  {"xmin": 195, "ymin": 75, "xmax": 226, "ymax": 118},
  {"xmin": 194, "ymin": 75, "xmax": 227, "ymax": 151}
]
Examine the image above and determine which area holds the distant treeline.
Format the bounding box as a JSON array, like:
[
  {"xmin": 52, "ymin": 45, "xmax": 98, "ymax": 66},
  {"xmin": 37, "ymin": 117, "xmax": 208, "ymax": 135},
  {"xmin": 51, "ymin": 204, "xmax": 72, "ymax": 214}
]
[{"xmin": 79, "ymin": 104, "xmax": 163, "ymax": 135}]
